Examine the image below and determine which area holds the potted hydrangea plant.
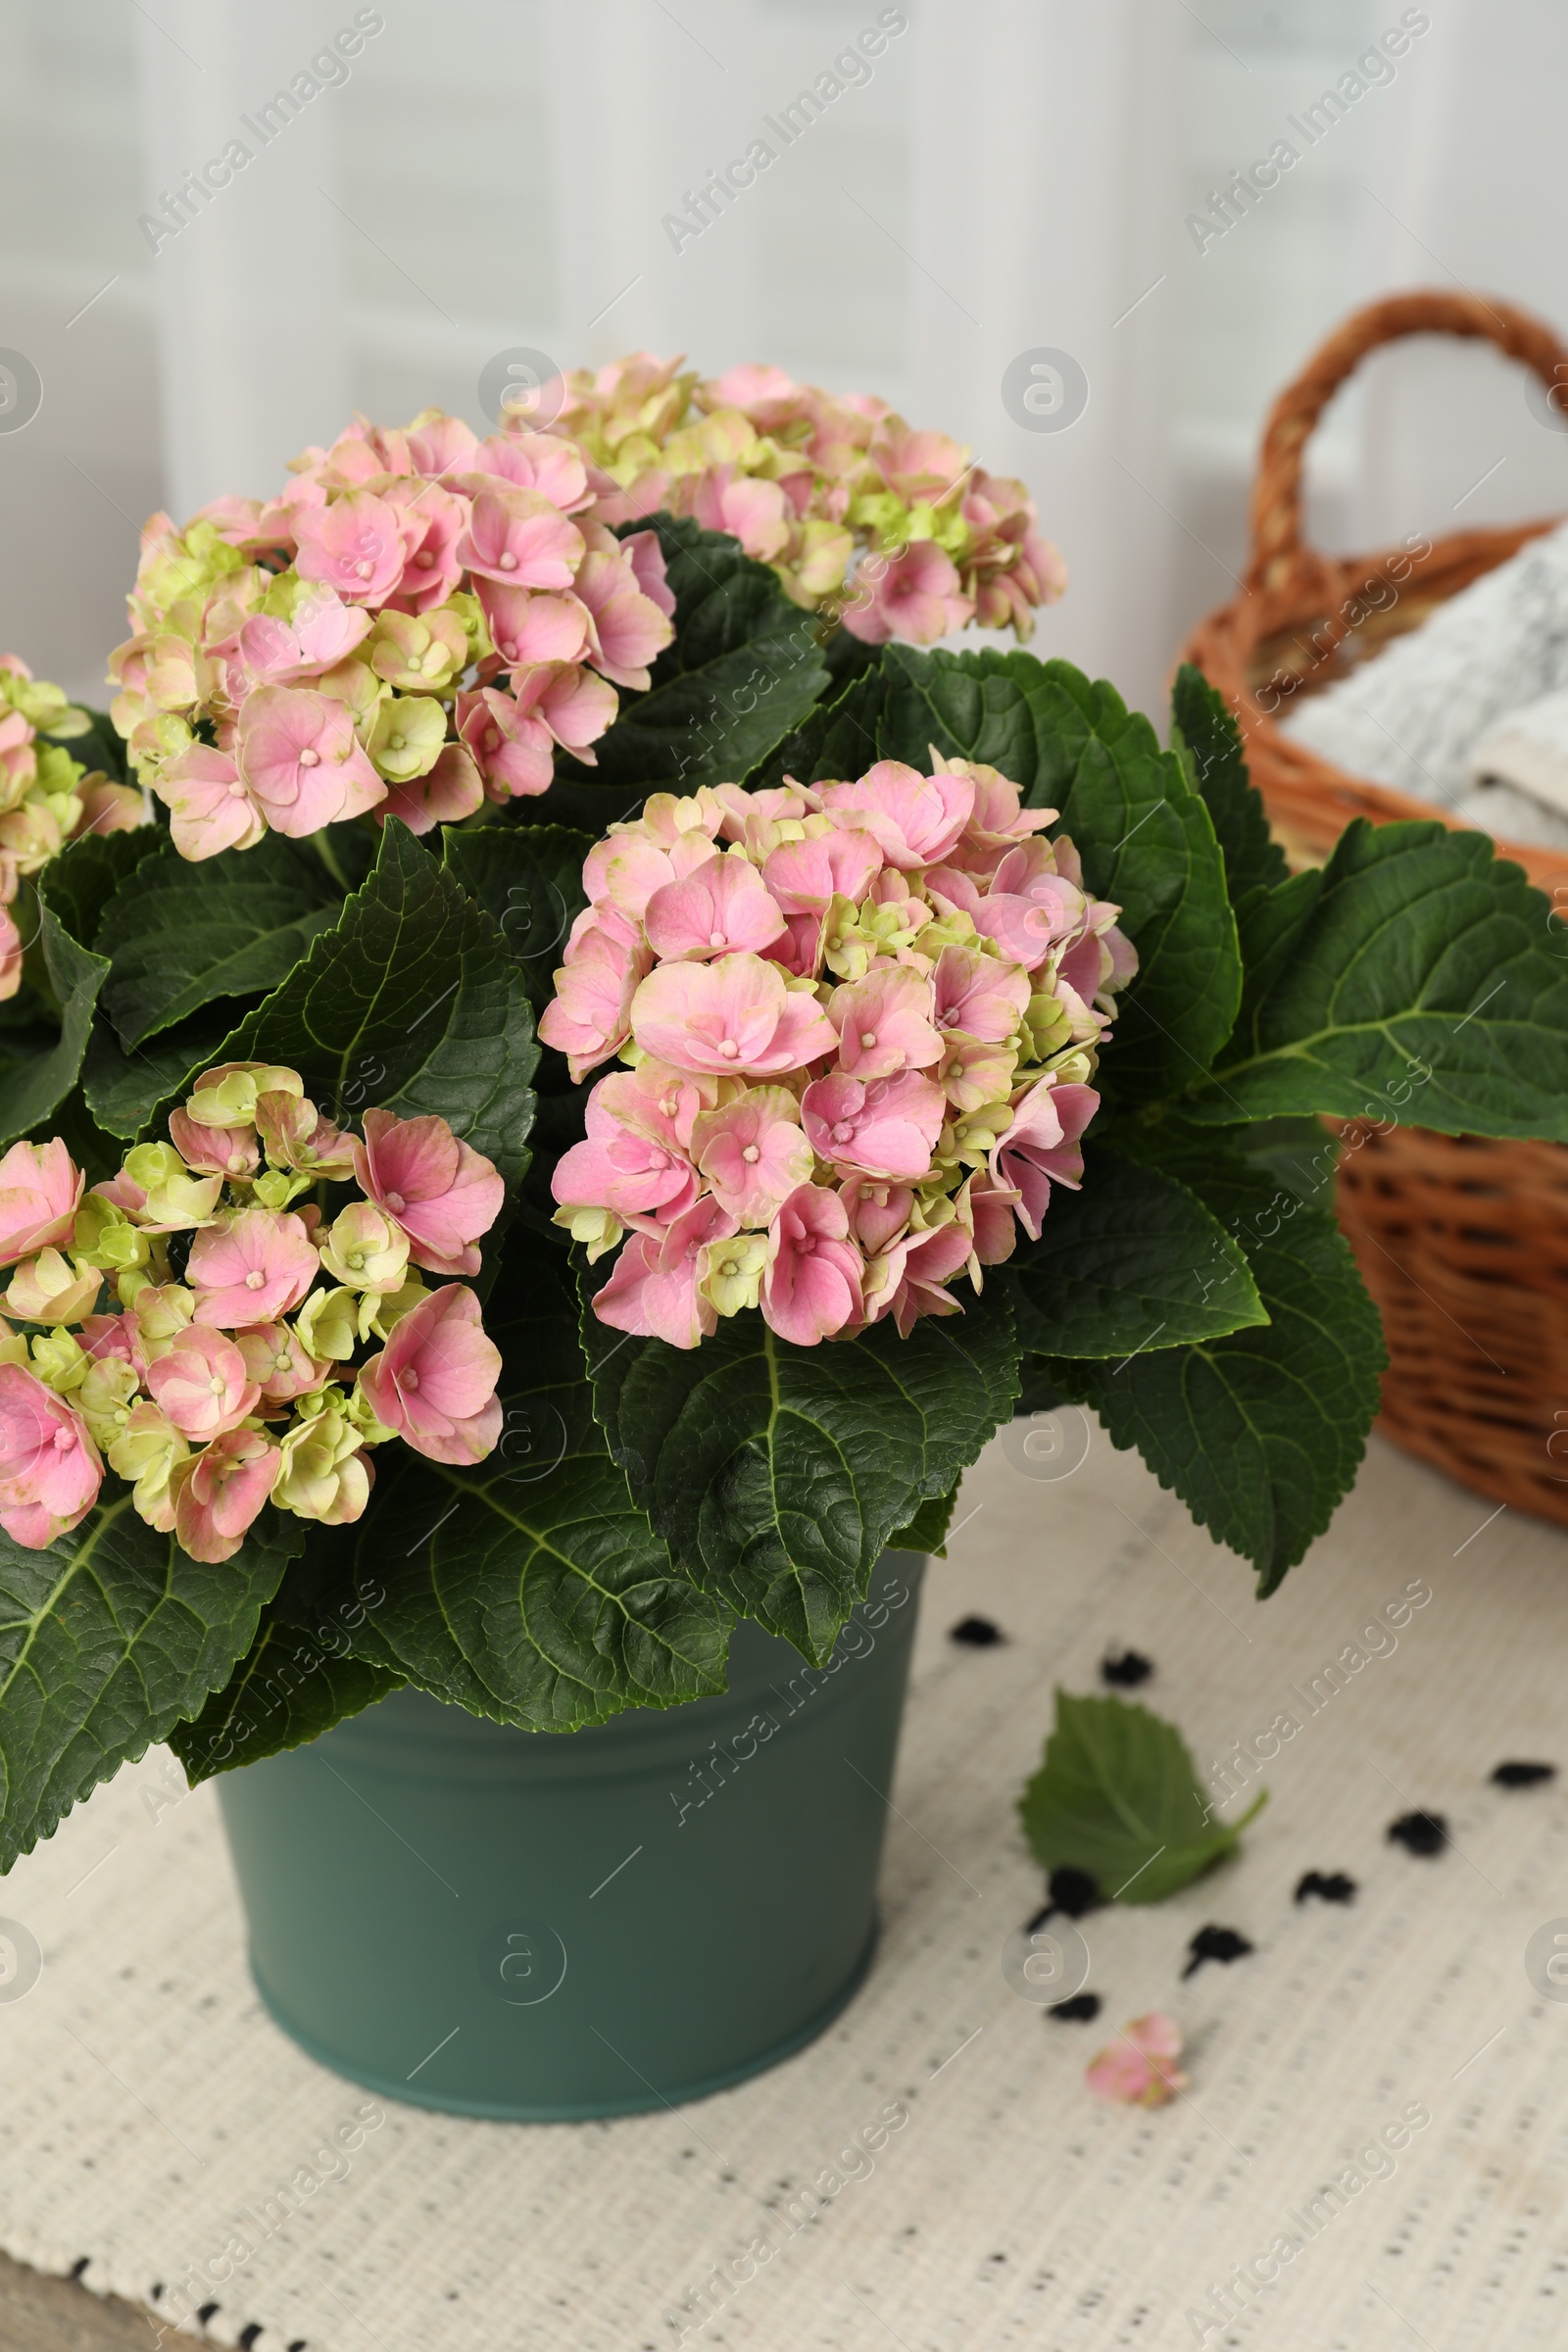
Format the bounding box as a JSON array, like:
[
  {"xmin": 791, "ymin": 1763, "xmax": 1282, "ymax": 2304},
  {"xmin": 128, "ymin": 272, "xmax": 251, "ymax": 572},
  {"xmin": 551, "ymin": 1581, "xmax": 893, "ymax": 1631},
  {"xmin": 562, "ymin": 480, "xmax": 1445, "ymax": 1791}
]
[{"xmin": 3, "ymin": 370, "xmax": 1567, "ymax": 2141}]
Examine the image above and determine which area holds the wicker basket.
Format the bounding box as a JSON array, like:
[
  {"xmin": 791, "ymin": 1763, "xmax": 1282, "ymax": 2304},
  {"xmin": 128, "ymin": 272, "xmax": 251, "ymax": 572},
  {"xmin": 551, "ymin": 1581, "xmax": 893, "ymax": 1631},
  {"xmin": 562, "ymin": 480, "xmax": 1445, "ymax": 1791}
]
[{"xmin": 1181, "ymin": 288, "xmax": 1568, "ymax": 1529}]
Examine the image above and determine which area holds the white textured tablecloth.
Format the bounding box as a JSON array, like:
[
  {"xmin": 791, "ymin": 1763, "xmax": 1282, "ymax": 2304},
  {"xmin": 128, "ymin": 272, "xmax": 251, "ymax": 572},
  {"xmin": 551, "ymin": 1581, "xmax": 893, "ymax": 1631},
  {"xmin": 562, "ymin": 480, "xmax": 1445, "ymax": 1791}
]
[{"xmin": 1, "ymin": 1422, "xmax": 1566, "ymax": 2352}]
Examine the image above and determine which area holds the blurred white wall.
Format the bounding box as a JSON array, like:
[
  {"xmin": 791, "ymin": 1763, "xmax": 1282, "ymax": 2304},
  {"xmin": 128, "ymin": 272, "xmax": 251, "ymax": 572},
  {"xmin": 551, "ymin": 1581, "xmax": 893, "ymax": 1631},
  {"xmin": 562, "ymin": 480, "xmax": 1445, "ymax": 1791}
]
[
  {"xmin": 132, "ymin": 0, "xmax": 352, "ymax": 518},
  {"xmin": 0, "ymin": 0, "xmax": 1564, "ymax": 719},
  {"xmin": 1353, "ymin": 0, "xmax": 1568, "ymax": 544}
]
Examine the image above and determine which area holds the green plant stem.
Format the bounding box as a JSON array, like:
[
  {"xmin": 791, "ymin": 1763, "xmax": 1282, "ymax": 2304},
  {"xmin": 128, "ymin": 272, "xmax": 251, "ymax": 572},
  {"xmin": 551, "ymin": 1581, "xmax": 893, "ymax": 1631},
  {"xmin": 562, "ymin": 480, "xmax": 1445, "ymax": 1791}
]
[
  {"xmin": 311, "ymin": 829, "xmax": 354, "ymax": 894},
  {"xmin": 18, "ymin": 887, "xmax": 61, "ymax": 1021}
]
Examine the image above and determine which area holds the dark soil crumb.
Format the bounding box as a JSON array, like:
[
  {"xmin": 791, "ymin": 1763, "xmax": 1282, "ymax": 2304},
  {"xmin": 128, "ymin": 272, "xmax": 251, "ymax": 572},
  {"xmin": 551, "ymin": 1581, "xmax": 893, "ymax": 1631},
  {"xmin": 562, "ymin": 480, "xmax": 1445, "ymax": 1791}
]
[
  {"xmin": 1025, "ymin": 1867, "xmax": 1101, "ymax": 1934},
  {"xmin": 1493, "ymin": 1760, "xmax": 1557, "ymax": 1788},
  {"xmin": 1388, "ymin": 1810, "xmax": 1447, "ymax": 1856},
  {"xmin": 1049, "ymin": 1865, "xmax": 1102, "ymax": 1919},
  {"xmin": 1102, "ymin": 1648, "xmax": 1153, "ymax": 1687},
  {"xmin": 1295, "ymin": 1870, "xmax": 1357, "ymax": 1904},
  {"xmin": 950, "ymin": 1614, "xmax": 1004, "ymax": 1647},
  {"xmin": 1182, "ymin": 1925, "xmax": 1255, "ymax": 1980},
  {"xmin": 1049, "ymin": 1992, "xmax": 1102, "ymax": 2022}
]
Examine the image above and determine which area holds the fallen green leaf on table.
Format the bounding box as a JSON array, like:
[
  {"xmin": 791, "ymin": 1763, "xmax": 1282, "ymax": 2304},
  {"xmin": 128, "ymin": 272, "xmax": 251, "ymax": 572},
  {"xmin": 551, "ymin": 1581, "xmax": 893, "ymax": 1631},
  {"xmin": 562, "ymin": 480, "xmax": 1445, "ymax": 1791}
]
[{"xmin": 1019, "ymin": 1689, "xmax": 1265, "ymax": 1904}]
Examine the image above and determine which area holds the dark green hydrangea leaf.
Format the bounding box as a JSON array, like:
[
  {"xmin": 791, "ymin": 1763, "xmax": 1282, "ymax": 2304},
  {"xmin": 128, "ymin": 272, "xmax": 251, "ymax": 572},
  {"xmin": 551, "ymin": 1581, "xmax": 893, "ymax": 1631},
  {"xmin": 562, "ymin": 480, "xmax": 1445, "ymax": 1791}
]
[
  {"xmin": 744, "ymin": 662, "xmax": 890, "ymax": 793},
  {"xmin": 1183, "ymin": 817, "xmax": 1568, "ymax": 1141},
  {"xmin": 82, "ymin": 1013, "xmax": 233, "ymax": 1142},
  {"xmin": 586, "ymin": 1270, "xmax": 1021, "ymax": 1663},
  {"xmin": 888, "ymin": 1484, "xmax": 960, "ymax": 1556},
  {"xmin": 1043, "ymin": 1132, "xmax": 1385, "ymax": 1593},
  {"xmin": 873, "ymin": 643, "xmax": 1092, "ymax": 804},
  {"xmin": 344, "ymin": 1240, "xmax": 732, "ymax": 1731},
  {"xmin": 441, "ymin": 823, "xmax": 590, "ymax": 1011},
  {"xmin": 97, "ymin": 832, "xmax": 346, "ymax": 1047},
  {"xmin": 1169, "ymin": 662, "xmax": 1290, "ymax": 903},
  {"xmin": 544, "ymin": 515, "xmax": 831, "ymax": 818},
  {"xmin": 1007, "ymin": 1145, "xmax": 1265, "ymax": 1359},
  {"xmin": 0, "ymin": 1496, "xmax": 303, "ymax": 1870},
  {"xmin": 869, "ymin": 648, "xmax": 1243, "ymax": 1102},
  {"xmin": 0, "ymin": 899, "xmax": 111, "ymax": 1150},
  {"xmin": 143, "ymin": 820, "xmax": 539, "ymax": 1184},
  {"xmin": 39, "ymin": 829, "xmax": 162, "ymax": 954},
  {"xmin": 1052, "ymin": 734, "xmax": 1241, "ymax": 1104},
  {"xmin": 171, "ymin": 1610, "xmax": 402, "ymax": 1785}
]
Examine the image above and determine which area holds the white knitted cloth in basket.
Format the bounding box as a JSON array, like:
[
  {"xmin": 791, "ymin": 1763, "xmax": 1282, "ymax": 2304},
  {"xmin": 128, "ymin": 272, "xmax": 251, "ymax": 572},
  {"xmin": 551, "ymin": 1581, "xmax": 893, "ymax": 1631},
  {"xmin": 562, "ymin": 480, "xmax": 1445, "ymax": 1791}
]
[{"xmin": 1279, "ymin": 516, "xmax": 1568, "ymax": 842}]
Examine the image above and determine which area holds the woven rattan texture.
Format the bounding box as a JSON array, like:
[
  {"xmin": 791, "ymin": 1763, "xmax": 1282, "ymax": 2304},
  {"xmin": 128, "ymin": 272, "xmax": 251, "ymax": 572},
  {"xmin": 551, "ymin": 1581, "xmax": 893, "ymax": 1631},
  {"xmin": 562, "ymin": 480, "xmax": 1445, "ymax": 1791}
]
[
  {"xmin": 1182, "ymin": 288, "xmax": 1568, "ymax": 1528},
  {"xmin": 1179, "ymin": 286, "xmax": 1568, "ymax": 896},
  {"xmin": 1335, "ymin": 1125, "xmax": 1568, "ymax": 1529}
]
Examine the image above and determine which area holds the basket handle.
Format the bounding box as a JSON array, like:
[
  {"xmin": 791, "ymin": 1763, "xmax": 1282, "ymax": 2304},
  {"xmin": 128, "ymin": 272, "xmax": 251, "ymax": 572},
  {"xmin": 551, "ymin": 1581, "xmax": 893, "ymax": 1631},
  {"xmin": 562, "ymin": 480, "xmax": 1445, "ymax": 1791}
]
[{"xmin": 1247, "ymin": 289, "xmax": 1568, "ymax": 598}]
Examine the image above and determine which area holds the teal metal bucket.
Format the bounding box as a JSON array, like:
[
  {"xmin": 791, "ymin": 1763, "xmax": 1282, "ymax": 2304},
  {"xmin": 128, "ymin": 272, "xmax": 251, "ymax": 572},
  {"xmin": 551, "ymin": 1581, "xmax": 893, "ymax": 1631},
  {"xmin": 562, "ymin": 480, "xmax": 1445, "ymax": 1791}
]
[{"xmin": 217, "ymin": 1554, "xmax": 924, "ymax": 2120}]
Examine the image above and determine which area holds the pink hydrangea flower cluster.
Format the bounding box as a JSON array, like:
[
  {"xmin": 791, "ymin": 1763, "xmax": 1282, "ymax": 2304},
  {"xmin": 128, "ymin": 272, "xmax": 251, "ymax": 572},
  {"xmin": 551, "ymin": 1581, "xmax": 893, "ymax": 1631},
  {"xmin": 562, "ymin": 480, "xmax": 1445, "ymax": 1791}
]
[
  {"xmin": 106, "ymin": 413, "xmax": 677, "ymax": 859},
  {"xmin": 550, "ymin": 354, "xmax": 1066, "ymax": 645},
  {"xmin": 0, "ymin": 1066, "xmax": 505, "ymax": 1562},
  {"xmin": 0, "ymin": 656, "xmax": 145, "ymax": 1000},
  {"xmin": 541, "ymin": 757, "xmax": 1135, "ymax": 1350}
]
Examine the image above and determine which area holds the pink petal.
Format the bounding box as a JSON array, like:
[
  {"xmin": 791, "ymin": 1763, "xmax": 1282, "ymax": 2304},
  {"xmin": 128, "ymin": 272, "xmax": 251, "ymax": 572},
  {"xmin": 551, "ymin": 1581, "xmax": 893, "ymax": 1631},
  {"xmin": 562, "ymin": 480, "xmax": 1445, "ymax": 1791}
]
[
  {"xmin": 0, "ymin": 1364, "xmax": 101, "ymax": 1543},
  {"xmin": 828, "ymin": 966, "xmax": 944, "ymax": 1080},
  {"xmin": 456, "ymin": 486, "xmax": 584, "ymax": 590},
  {"xmin": 817, "ymin": 760, "xmax": 975, "ymax": 868},
  {"xmin": 537, "ymin": 918, "xmax": 651, "ymax": 1081},
  {"xmin": 875, "ymin": 1220, "xmax": 974, "ymax": 1338},
  {"xmin": 175, "ymin": 1429, "xmax": 280, "ymax": 1562},
  {"xmin": 630, "ymin": 955, "xmax": 786, "ymax": 1076},
  {"xmin": 378, "ymin": 744, "xmax": 484, "ymax": 835},
  {"xmin": 468, "ymin": 431, "xmax": 587, "ymax": 511},
  {"xmin": 355, "ymin": 1109, "xmax": 504, "ymax": 1277},
  {"xmin": 359, "ymin": 1283, "xmax": 503, "ymax": 1463},
  {"xmin": 552, "ymin": 1132, "xmax": 696, "ymax": 1223},
  {"xmin": 994, "ymin": 1080, "xmax": 1099, "ymax": 1241},
  {"xmin": 514, "ymin": 661, "xmax": 619, "ymax": 757},
  {"xmin": 406, "ymin": 415, "xmax": 479, "ymax": 476},
  {"xmin": 457, "ymin": 685, "xmax": 555, "ymax": 801},
  {"xmin": 236, "ymin": 687, "xmax": 386, "ymax": 835},
  {"xmin": 932, "ymin": 946, "xmax": 1031, "ymax": 1044},
  {"xmin": 645, "ymin": 856, "xmax": 787, "ymax": 962},
  {"xmin": 0, "ymin": 1139, "xmax": 83, "ymax": 1266},
  {"xmin": 186, "ymin": 1207, "xmax": 319, "ymax": 1326},
  {"xmin": 157, "ymin": 745, "xmax": 265, "ymax": 859},
  {"xmin": 689, "ymin": 1090, "xmax": 811, "ymax": 1227},
  {"xmin": 1086, "ymin": 2044, "xmax": 1154, "ymax": 2104},
  {"xmin": 802, "ymin": 1070, "xmax": 945, "ymax": 1181},
  {"xmin": 689, "ymin": 471, "xmax": 790, "ymax": 564},
  {"xmin": 292, "ymin": 490, "xmax": 411, "ymax": 605},
  {"xmin": 761, "ymin": 831, "xmax": 883, "ymax": 913},
  {"xmin": 147, "ymin": 1324, "xmax": 260, "ymax": 1440},
  {"xmin": 619, "ymin": 529, "xmax": 676, "ymax": 617},
  {"xmin": 572, "ymin": 550, "xmax": 675, "ymax": 690},
  {"xmin": 1125, "ymin": 2011, "xmax": 1184, "ymax": 2060},
  {"xmin": 838, "ymin": 1176, "xmax": 914, "ymax": 1257},
  {"xmin": 477, "ymin": 582, "xmax": 590, "ymax": 669},
  {"xmin": 591, "ymin": 1198, "xmax": 735, "ymax": 1350},
  {"xmin": 760, "ymin": 1185, "xmax": 861, "ymax": 1347},
  {"xmin": 380, "ymin": 483, "xmax": 468, "ymax": 612}
]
